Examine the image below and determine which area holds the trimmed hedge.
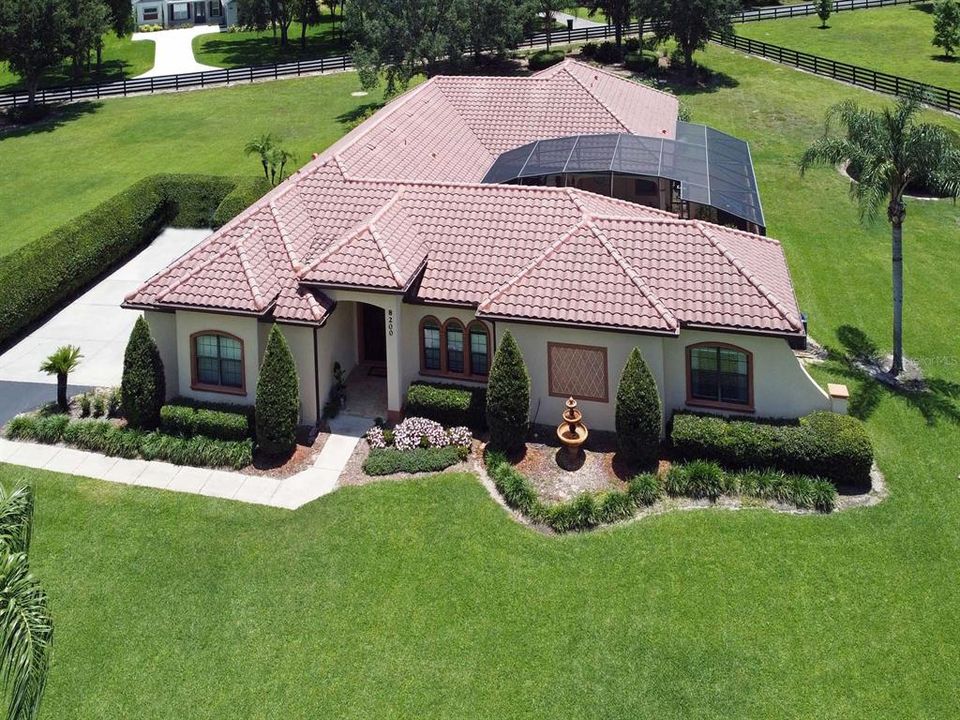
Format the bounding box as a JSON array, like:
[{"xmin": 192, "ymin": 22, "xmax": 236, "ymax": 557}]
[
  {"xmin": 405, "ymin": 381, "xmax": 487, "ymax": 430},
  {"xmin": 212, "ymin": 176, "xmax": 272, "ymax": 228},
  {"xmin": 528, "ymin": 49, "xmax": 565, "ymax": 71},
  {"xmin": 5, "ymin": 415, "xmax": 252, "ymax": 469},
  {"xmin": 670, "ymin": 411, "xmax": 873, "ymax": 485},
  {"xmin": 362, "ymin": 446, "xmax": 465, "ymax": 476},
  {"xmin": 159, "ymin": 404, "xmax": 251, "ymax": 441},
  {"xmin": 0, "ymin": 174, "xmax": 263, "ymax": 347}
]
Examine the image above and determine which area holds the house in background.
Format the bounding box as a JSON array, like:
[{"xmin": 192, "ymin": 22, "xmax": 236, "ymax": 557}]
[
  {"xmin": 125, "ymin": 60, "xmax": 845, "ymax": 431},
  {"xmin": 133, "ymin": 0, "xmax": 237, "ymax": 28}
]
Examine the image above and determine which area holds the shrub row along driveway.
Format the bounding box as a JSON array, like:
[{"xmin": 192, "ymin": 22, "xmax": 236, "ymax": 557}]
[{"xmin": 0, "ymin": 228, "xmax": 209, "ymax": 420}]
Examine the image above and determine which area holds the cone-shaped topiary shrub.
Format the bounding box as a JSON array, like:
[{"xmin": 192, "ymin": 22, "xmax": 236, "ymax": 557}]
[
  {"xmin": 121, "ymin": 316, "xmax": 166, "ymax": 430},
  {"xmin": 615, "ymin": 347, "xmax": 662, "ymax": 467},
  {"xmin": 485, "ymin": 331, "xmax": 530, "ymax": 453},
  {"xmin": 255, "ymin": 325, "xmax": 300, "ymax": 458}
]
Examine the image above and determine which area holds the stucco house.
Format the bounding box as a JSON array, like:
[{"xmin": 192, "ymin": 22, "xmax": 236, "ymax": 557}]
[
  {"xmin": 133, "ymin": 0, "xmax": 237, "ymax": 28},
  {"xmin": 124, "ymin": 60, "xmax": 842, "ymax": 432}
]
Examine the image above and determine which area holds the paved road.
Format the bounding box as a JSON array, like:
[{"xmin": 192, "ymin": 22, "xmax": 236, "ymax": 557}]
[
  {"xmin": 132, "ymin": 26, "xmax": 222, "ymax": 77},
  {"xmin": 0, "ymin": 381, "xmax": 96, "ymax": 425}
]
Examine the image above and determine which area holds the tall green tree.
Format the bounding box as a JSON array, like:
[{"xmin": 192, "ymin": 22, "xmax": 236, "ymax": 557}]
[
  {"xmin": 461, "ymin": 0, "xmax": 532, "ymax": 62},
  {"xmin": 103, "ymin": 0, "xmax": 134, "ymax": 35},
  {"xmin": 293, "ymin": 0, "xmax": 322, "ymax": 48},
  {"xmin": 588, "ymin": 0, "xmax": 631, "ymax": 47},
  {"xmin": 933, "ymin": 0, "xmax": 960, "ymax": 57},
  {"xmin": 649, "ymin": 0, "xmax": 739, "ymax": 79},
  {"xmin": 65, "ymin": 0, "xmax": 110, "ymax": 78},
  {"xmin": 121, "ymin": 316, "xmax": 166, "ymax": 430},
  {"xmin": 485, "ymin": 331, "xmax": 530, "ymax": 453},
  {"xmin": 39, "ymin": 345, "xmax": 82, "ymax": 412},
  {"xmin": 539, "ymin": 0, "xmax": 565, "ymax": 49},
  {"xmin": 799, "ymin": 93, "xmax": 960, "ymax": 376},
  {"xmin": 0, "ymin": 483, "xmax": 53, "ymax": 720},
  {"xmin": 0, "ymin": 0, "xmax": 68, "ymax": 106},
  {"xmin": 256, "ymin": 325, "xmax": 300, "ymax": 458},
  {"xmin": 815, "ymin": 0, "xmax": 831, "ymax": 29}
]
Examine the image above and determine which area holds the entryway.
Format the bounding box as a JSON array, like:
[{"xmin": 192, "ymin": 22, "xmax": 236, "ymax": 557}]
[{"xmin": 358, "ymin": 303, "xmax": 387, "ymax": 366}]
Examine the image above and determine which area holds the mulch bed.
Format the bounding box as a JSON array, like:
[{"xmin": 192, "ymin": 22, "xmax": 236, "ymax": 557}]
[{"xmin": 240, "ymin": 425, "xmax": 329, "ymax": 479}]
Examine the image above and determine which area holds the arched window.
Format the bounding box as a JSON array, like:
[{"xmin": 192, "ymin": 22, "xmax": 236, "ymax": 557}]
[
  {"xmin": 191, "ymin": 331, "xmax": 245, "ymax": 393},
  {"xmin": 686, "ymin": 343, "xmax": 752, "ymax": 409},
  {"xmin": 445, "ymin": 319, "xmax": 465, "ymax": 374},
  {"xmin": 420, "ymin": 316, "xmax": 442, "ymax": 372},
  {"xmin": 468, "ymin": 322, "xmax": 490, "ymax": 376}
]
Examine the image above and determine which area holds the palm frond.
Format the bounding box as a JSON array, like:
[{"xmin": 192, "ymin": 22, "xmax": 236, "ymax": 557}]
[
  {"xmin": 0, "ymin": 552, "xmax": 52, "ymax": 720},
  {"xmin": 0, "ymin": 487, "xmax": 32, "ymax": 557},
  {"xmin": 38, "ymin": 346, "xmax": 82, "ymax": 377}
]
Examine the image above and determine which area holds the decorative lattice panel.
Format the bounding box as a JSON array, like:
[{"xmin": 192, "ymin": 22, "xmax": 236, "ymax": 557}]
[{"xmin": 548, "ymin": 343, "xmax": 609, "ymax": 402}]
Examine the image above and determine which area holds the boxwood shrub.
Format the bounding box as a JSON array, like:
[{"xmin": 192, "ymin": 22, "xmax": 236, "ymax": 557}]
[
  {"xmin": 159, "ymin": 404, "xmax": 251, "ymax": 441},
  {"xmin": 0, "ymin": 174, "xmax": 262, "ymax": 347},
  {"xmin": 212, "ymin": 176, "xmax": 272, "ymax": 228},
  {"xmin": 528, "ymin": 49, "xmax": 565, "ymax": 71},
  {"xmin": 362, "ymin": 446, "xmax": 465, "ymax": 476},
  {"xmin": 670, "ymin": 411, "xmax": 873, "ymax": 485},
  {"xmin": 405, "ymin": 381, "xmax": 487, "ymax": 430}
]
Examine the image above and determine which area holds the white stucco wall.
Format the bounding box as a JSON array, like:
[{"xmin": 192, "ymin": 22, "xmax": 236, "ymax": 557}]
[
  {"xmin": 499, "ymin": 321, "xmax": 666, "ymax": 433},
  {"xmin": 144, "ymin": 310, "xmax": 178, "ymax": 401},
  {"xmin": 314, "ymin": 301, "xmax": 358, "ymax": 420},
  {"xmin": 173, "ymin": 310, "xmax": 259, "ymax": 406},
  {"xmin": 662, "ymin": 329, "xmax": 830, "ymax": 419}
]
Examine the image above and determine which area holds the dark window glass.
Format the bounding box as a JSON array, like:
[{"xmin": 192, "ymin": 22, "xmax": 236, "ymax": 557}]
[
  {"xmin": 423, "ymin": 323, "xmax": 441, "ymax": 371},
  {"xmin": 447, "ymin": 325, "xmax": 464, "ymax": 374},
  {"xmin": 469, "ymin": 327, "xmax": 488, "ymax": 375},
  {"xmin": 195, "ymin": 334, "xmax": 242, "ymax": 388},
  {"xmin": 690, "ymin": 346, "xmax": 749, "ymax": 405}
]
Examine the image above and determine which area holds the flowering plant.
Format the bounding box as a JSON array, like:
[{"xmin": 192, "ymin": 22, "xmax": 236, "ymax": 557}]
[{"xmin": 365, "ymin": 417, "xmax": 472, "ymax": 451}]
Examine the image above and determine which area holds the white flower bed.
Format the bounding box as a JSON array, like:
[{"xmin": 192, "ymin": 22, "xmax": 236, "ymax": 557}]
[{"xmin": 365, "ymin": 417, "xmax": 472, "ymax": 451}]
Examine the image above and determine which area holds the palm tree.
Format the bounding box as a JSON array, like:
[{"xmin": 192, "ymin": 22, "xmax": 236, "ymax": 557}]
[
  {"xmin": 244, "ymin": 133, "xmax": 276, "ymax": 182},
  {"xmin": 799, "ymin": 93, "xmax": 960, "ymax": 376},
  {"xmin": 39, "ymin": 345, "xmax": 83, "ymax": 412},
  {"xmin": 0, "ymin": 484, "xmax": 53, "ymax": 720},
  {"xmin": 268, "ymin": 147, "xmax": 296, "ymax": 186}
]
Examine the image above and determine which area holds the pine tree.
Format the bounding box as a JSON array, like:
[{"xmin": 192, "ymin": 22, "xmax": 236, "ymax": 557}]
[
  {"xmin": 121, "ymin": 316, "xmax": 165, "ymax": 430},
  {"xmin": 255, "ymin": 325, "xmax": 300, "ymax": 457},
  {"xmin": 614, "ymin": 347, "xmax": 662, "ymax": 467},
  {"xmin": 485, "ymin": 331, "xmax": 530, "ymax": 452}
]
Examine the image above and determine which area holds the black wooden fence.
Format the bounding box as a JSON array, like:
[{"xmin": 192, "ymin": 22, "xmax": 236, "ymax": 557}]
[
  {"xmin": 0, "ymin": 0, "xmax": 923, "ymax": 108},
  {"xmin": 711, "ymin": 32, "xmax": 959, "ymax": 114}
]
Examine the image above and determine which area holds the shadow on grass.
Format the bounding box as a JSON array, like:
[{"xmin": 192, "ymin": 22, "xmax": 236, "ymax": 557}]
[
  {"xmin": 630, "ymin": 64, "xmax": 740, "ymax": 97},
  {"xmin": 336, "ymin": 101, "xmax": 386, "ymax": 129},
  {"xmin": 0, "ymin": 59, "xmax": 142, "ymax": 94},
  {"xmin": 822, "ymin": 324, "xmax": 960, "ymax": 426},
  {"xmin": 196, "ymin": 25, "xmax": 347, "ymax": 68},
  {"xmin": 932, "ymin": 54, "xmax": 959, "ymax": 64},
  {"xmin": 911, "ymin": 2, "xmax": 936, "ymax": 13},
  {"xmin": 1, "ymin": 102, "xmax": 101, "ymax": 138}
]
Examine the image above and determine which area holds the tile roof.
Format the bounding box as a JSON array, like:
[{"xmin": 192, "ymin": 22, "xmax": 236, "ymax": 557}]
[{"xmin": 125, "ymin": 60, "xmax": 802, "ymax": 338}]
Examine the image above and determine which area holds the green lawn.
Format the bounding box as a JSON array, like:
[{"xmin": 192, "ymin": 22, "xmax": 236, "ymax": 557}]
[
  {"xmin": 0, "ymin": 33, "xmax": 154, "ymax": 93},
  {"xmin": 0, "ymin": 72, "xmax": 387, "ymax": 257},
  {"xmin": 192, "ymin": 17, "xmax": 346, "ymax": 68},
  {"xmin": 736, "ymin": 4, "xmax": 960, "ymax": 90},
  {"xmin": 3, "ymin": 46, "xmax": 960, "ymax": 717}
]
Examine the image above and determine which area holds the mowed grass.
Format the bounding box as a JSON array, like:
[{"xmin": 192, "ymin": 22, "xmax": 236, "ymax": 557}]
[
  {"xmin": 736, "ymin": 4, "xmax": 960, "ymax": 90},
  {"xmin": 0, "ymin": 33, "xmax": 155, "ymax": 92},
  {"xmin": 2, "ymin": 45, "xmax": 960, "ymax": 717},
  {"xmin": 192, "ymin": 17, "xmax": 346, "ymax": 68},
  {"xmin": 0, "ymin": 72, "xmax": 387, "ymax": 257}
]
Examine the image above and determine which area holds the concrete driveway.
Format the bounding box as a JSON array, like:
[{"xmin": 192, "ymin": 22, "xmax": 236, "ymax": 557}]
[
  {"xmin": 0, "ymin": 229, "xmax": 210, "ymax": 409},
  {"xmin": 133, "ymin": 26, "xmax": 222, "ymax": 77}
]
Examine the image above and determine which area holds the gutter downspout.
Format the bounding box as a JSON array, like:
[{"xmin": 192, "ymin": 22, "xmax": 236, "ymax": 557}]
[{"xmin": 313, "ymin": 326, "xmax": 321, "ymax": 427}]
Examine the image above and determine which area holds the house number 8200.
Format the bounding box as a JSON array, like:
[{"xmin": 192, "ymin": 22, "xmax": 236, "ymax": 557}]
[{"xmin": 387, "ymin": 309, "xmax": 394, "ymax": 336}]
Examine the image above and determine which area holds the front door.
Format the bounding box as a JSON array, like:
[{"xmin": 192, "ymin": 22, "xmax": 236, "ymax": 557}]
[
  {"xmin": 194, "ymin": 1, "xmax": 205, "ymax": 22},
  {"xmin": 360, "ymin": 304, "xmax": 386, "ymax": 364}
]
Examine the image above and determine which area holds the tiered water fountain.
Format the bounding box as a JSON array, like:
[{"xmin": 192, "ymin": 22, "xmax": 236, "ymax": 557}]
[{"xmin": 556, "ymin": 397, "xmax": 588, "ymax": 466}]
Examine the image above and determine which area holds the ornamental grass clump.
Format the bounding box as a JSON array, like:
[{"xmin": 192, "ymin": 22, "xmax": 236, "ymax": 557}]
[{"xmin": 627, "ymin": 473, "xmax": 663, "ymax": 506}]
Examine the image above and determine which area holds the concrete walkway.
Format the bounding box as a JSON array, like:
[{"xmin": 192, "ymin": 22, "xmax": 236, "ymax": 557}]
[
  {"xmin": 133, "ymin": 26, "xmax": 222, "ymax": 78},
  {"xmin": 0, "ymin": 413, "xmax": 374, "ymax": 510}
]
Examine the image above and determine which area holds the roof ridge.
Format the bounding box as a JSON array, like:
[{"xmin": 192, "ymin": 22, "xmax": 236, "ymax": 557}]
[
  {"xmin": 296, "ymin": 186, "xmax": 407, "ymax": 278},
  {"xmin": 236, "ymin": 234, "xmax": 269, "ymax": 311},
  {"xmin": 155, "ymin": 226, "xmax": 255, "ymax": 304},
  {"xmin": 268, "ymin": 197, "xmax": 301, "ymax": 268},
  {"xmin": 558, "ymin": 63, "xmax": 633, "ymax": 134},
  {"xmin": 695, "ymin": 221, "xmax": 803, "ymax": 331},
  {"xmin": 588, "ymin": 223, "xmax": 679, "ymax": 331},
  {"xmin": 478, "ymin": 219, "xmax": 592, "ymax": 311}
]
